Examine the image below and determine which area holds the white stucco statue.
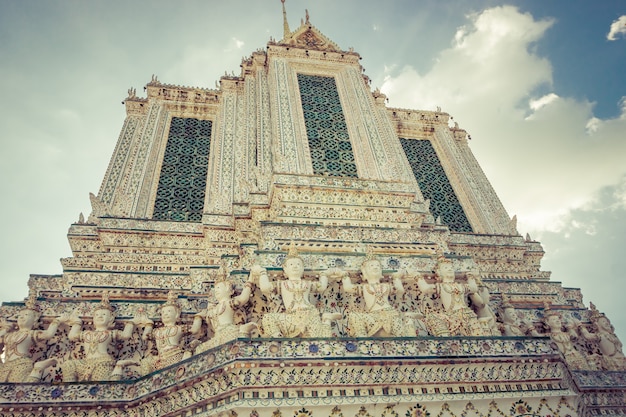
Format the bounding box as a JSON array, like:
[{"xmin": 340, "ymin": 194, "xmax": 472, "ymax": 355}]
[
  {"xmin": 62, "ymin": 292, "xmax": 136, "ymax": 382},
  {"xmin": 254, "ymin": 243, "xmax": 337, "ymax": 338},
  {"xmin": 499, "ymin": 296, "xmax": 524, "ymax": 337},
  {"xmin": 417, "ymin": 252, "xmax": 485, "ymax": 336},
  {"xmin": 192, "ymin": 270, "xmax": 257, "ymax": 353},
  {"xmin": 543, "ymin": 303, "xmax": 590, "ymax": 370},
  {"xmin": 342, "ymin": 249, "xmax": 415, "ymax": 337},
  {"xmin": 468, "ymin": 271, "xmax": 500, "ymax": 336},
  {"xmin": 137, "ymin": 291, "xmax": 192, "ymax": 375},
  {"xmin": 577, "ymin": 302, "xmax": 626, "ymax": 370},
  {"xmin": 0, "ymin": 295, "xmax": 64, "ymax": 382}
]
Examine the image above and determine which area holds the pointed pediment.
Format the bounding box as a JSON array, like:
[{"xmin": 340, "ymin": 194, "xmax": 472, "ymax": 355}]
[{"xmin": 281, "ymin": 20, "xmax": 342, "ymax": 52}]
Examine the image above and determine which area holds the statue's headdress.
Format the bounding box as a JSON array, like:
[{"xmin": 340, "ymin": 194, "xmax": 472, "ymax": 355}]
[
  {"xmin": 474, "ymin": 275, "xmax": 485, "ymax": 287},
  {"xmin": 283, "ymin": 241, "xmax": 303, "ymax": 263},
  {"xmin": 433, "ymin": 248, "xmax": 453, "ymax": 281},
  {"xmin": 362, "ymin": 246, "xmax": 378, "ymax": 264},
  {"xmin": 500, "ymin": 294, "xmax": 514, "ymax": 310},
  {"xmin": 94, "ymin": 292, "xmax": 115, "ymax": 313},
  {"xmin": 160, "ymin": 291, "xmax": 181, "ymax": 311},
  {"xmin": 588, "ymin": 301, "xmax": 610, "ymax": 328},
  {"xmin": 436, "ymin": 252, "xmax": 452, "ymax": 267},
  {"xmin": 214, "ymin": 265, "xmax": 229, "ymax": 283},
  {"xmin": 213, "ymin": 266, "xmax": 235, "ymax": 293},
  {"xmin": 23, "ymin": 293, "xmax": 41, "ymax": 314},
  {"xmin": 542, "ymin": 301, "xmax": 558, "ymax": 318},
  {"xmin": 432, "ymin": 246, "xmax": 450, "ymax": 266}
]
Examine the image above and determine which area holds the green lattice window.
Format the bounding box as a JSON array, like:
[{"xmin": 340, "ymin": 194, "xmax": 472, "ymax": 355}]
[
  {"xmin": 297, "ymin": 74, "xmax": 357, "ymax": 177},
  {"xmin": 400, "ymin": 138, "xmax": 472, "ymax": 232},
  {"xmin": 153, "ymin": 117, "xmax": 212, "ymax": 222}
]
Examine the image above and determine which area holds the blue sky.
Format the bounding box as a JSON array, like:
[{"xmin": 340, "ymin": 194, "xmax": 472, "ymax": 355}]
[{"xmin": 0, "ymin": 0, "xmax": 625, "ymax": 342}]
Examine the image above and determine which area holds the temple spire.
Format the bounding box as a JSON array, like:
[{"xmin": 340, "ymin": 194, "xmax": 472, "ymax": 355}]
[{"xmin": 281, "ymin": 0, "xmax": 291, "ymax": 39}]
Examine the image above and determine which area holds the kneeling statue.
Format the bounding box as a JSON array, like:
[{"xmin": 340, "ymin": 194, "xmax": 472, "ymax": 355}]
[
  {"xmin": 62, "ymin": 293, "xmax": 136, "ymax": 382},
  {"xmin": 192, "ymin": 271, "xmax": 257, "ymax": 353},
  {"xmin": 138, "ymin": 291, "xmax": 192, "ymax": 375},
  {"xmin": 343, "ymin": 249, "xmax": 414, "ymax": 337},
  {"xmin": 254, "ymin": 243, "xmax": 337, "ymax": 338},
  {"xmin": 0, "ymin": 294, "xmax": 64, "ymax": 382}
]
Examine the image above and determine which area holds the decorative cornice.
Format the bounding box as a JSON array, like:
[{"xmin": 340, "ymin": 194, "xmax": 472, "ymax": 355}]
[{"xmin": 0, "ymin": 337, "xmax": 562, "ymax": 408}]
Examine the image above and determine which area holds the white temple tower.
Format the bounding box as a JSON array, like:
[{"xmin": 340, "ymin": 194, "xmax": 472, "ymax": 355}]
[{"xmin": 0, "ymin": 4, "xmax": 624, "ymax": 417}]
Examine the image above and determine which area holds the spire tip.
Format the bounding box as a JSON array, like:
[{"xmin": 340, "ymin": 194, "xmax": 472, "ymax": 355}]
[{"xmin": 281, "ymin": 0, "xmax": 291, "ymax": 39}]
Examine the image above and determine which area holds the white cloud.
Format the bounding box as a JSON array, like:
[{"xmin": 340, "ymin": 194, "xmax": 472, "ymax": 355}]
[
  {"xmin": 529, "ymin": 93, "xmax": 559, "ymax": 112},
  {"xmin": 619, "ymin": 96, "xmax": 626, "ymax": 119},
  {"xmin": 383, "ymin": 6, "xmax": 554, "ymax": 111},
  {"xmin": 381, "ymin": 6, "xmax": 626, "ymax": 235},
  {"xmin": 223, "ymin": 37, "xmax": 245, "ymax": 52},
  {"xmin": 570, "ymin": 219, "xmax": 597, "ymax": 236},
  {"xmin": 607, "ymin": 15, "xmax": 626, "ymax": 41},
  {"xmin": 233, "ymin": 37, "xmax": 245, "ymax": 49},
  {"xmin": 585, "ymin": 117, "xmax": 601, "ymax": 134},
  {"xmin": 611, "ymin": 176, "xmax": 626, "ymax": 209}
]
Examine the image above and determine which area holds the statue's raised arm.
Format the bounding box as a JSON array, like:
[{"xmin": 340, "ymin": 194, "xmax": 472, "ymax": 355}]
[
  {"xmin": 0, "ymin": 294, "xmax": 64, "ymax": 383},
  {"xmin": 193, "ymin": 268, "xmax": 257, "ymax": 354},
  {"xmin": 139, "ymin": 291, "xmax": 191, "ymax": 375},
  {"xmin": 344, "ymin": 247, "xmax": 414, "ymax": 338},
  {"xmin": 61, "ymin": 292, "xmax": 136, "ymax": 382},
  {"xmin": 260, "ymin": 242, "xmax": 335, "ymax": 338}
]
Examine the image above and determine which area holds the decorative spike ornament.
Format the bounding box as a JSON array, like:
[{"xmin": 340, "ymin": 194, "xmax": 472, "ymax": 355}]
[
  {"xmin": 161, "ymin": 290, "xmax": 180, "ymax": 311},
  {"xmin": 95, "ymin": 291, "xmax": 115, "ymax": 312},
  {"xmin": 362, "ymin": 246, "xmax": 377, "ymax": 263},
  {"xmin": 24, "ymin": 293, "xmax": 40, "ymax": 313},
  {"xmin": 281, "ymin": 0, "xmax": 291, "ymax": 40},
  {"xmin": 214, "ymin": 266, "xmax": 228, "ymax": 283},
  {"xmin": 284, "ymin": 241, "xmax": 302, "ymax": 262}
]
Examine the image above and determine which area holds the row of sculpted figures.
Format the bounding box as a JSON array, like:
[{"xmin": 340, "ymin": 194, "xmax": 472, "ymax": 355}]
[{"xmin": 1, "ymin": 246, "xmax": 624, "ymax": 383}]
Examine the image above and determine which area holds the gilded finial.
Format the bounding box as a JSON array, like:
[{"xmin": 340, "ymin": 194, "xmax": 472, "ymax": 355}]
[
  {"xmin": 214, "ymin": 266, "xmax": 228, "ymax": 283},
  {"xmin": 363, "ymin": 246, "xmax": 377, "ymax": 263},
  {"xmin": 95, "ymin": 292, "xmax": 115, "ymax": 312},
  {"xmin": 24, "ymin": 293, "xmax": 40, "ymax": 313},
  {"xmin": 161, "ymin": 290, "xmax": 181, "ymax": 310},
  {"xmin": 281, "ymin": 0, "xmax": 291, "ymax": 40},
  {"xmin": 284, "ymin": 241, "xmax": 302, "ymax": 262},
  {"xmin": 500, "ymin": 294, "xmax": 514, "ymax": 309}
]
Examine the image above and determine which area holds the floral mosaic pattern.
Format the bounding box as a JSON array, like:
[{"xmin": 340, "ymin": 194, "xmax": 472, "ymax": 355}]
[
  {"xmin": 298, "ymin": 74, "xmax": 357, "ymax": 178},
  {"xmin": 400, "ymin": 138, "xmax": 472, "ymax": 233},
  {"xmin": 153, "ymin": 117, "xmax": 212, "ymax": 222},
  {"xmin": 0, "ymin": 337, "xmax": 563, "ymax": 404}
]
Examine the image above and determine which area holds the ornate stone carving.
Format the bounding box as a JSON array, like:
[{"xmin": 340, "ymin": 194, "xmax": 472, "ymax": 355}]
[
  {"xmin": 0, "ymin": 6, "xmax": 623, "ymax": 416},
  {"xmin": 254, "ymin": 243, "xmax": 338, "ymax": 338},
  {"xmin": 417, "ymin": 252, "xmax": 486, "ymax": 336},
  {"xmin": 136, "ymin": 291, "xmax": 191, "ymax": 375},
  {"xmin": 0, "ymin": 295, "xmax": 62, "ymax": 382},
  {"xmin": 577, "ymin": 302, "xmax": 626, "ymax": 370},
  {"xmin": 468, "ymin": 271, "xmax": 500, "ymax": 336},
  {"xmin": 342, "ymin": 248, "xmax": 415, "ymax": 337},
  {"xmin": 543, "ymin": 303, "xmax": 590, "ymax": 370},
  {"xmin": 498, "ymin": 296, "xmax": 524, "ymax": 337},
  {"xmin": 192, "ymin": 269, "xmax": 257, "ymax": 353},
  {"xmin": 87, "ymin": 192, "xmax": 108, "ymax": 224},
  {"xmin": 61, "ymin": 293, "xmax": 136, "ymax": 382}
]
